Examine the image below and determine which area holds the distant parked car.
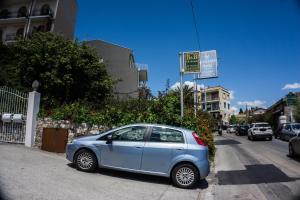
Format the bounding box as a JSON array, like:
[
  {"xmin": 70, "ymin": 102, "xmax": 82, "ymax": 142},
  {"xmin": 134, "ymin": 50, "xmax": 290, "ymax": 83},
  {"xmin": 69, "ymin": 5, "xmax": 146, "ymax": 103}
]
[
  {"xmin": 236, "ymin": 125, "xmax": 249, "ymax": 136},
  {"xmin": 248, "ymin": 122, "xmax": 273, "ymax": 141},
  {"xmin": 227, "ymin": 125, "xmax": 236, "ymax": 133},
  {"xmin": 289, "ymin": 132, "xmax": 300, "ymax": 157},
  {"xmin": 66, "ymin": 124, "xmax": 210, "ymax": 188},
  {"xmin": 281, "ymin": 123, "xmax": 300, "ymax": 141}
]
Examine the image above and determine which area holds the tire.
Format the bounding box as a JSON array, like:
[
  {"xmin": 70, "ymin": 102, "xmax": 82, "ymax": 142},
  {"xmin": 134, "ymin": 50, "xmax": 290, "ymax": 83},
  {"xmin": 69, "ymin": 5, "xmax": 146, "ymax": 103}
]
[
  {"xmin": 248, "ymin": 135, "xmax": 251, "ymax": 140},
  {"xmin": 289, "ymin": 144, "xmax": 295, "ymax": 157},
  {"xmin": 269, "ymin": 137, "xmax": 272, "ymax": 141},
  {"xmin": 172, "ymin": 164, "xmax": 199, "ymax": 189},
  {"xmin": 74, "ymin": 149, "xmax": 97, "ymax": 172}
]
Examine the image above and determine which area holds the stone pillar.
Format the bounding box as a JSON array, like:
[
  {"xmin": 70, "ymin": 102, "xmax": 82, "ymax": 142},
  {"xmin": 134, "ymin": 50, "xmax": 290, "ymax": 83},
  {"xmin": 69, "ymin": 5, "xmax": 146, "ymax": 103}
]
[{"xmin": 25, "ymin": 91, "xmax": 40, "ymax": 147}]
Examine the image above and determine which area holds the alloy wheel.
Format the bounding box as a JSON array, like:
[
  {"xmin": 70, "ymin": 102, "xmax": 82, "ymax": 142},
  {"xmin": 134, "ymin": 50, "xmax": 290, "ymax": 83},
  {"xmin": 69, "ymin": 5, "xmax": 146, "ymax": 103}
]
[
  {"xmin": 77, "ymin": 152, "xmax": 94, "ymax": 170},
  {"xmin": 175, "ymin": 167, "xmax": 195, "ymax": 186}
]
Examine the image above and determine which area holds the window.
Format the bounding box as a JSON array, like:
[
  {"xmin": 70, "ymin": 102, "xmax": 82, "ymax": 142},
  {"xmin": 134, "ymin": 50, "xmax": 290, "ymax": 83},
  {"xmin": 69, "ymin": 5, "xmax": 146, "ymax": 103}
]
[
  {"xmin": 17, "ymin": 6, "xmax": 27, "ymax": 17},
  {"xmin": 150, "ymin": 127, "xmax": 184, "ymax": 143},
  {"xmin": 0, "ymin": 9, "xmax": 10, "ymax": 19},
  {"xmin": 224, "ymin": 102, "xmax": 226, "ymax": 109},
  {"xmin": 228, "ymin": 104, "xmax": 230, "ymax": 109},
  {"xmin": 40, "ymin": 4, "xmax": 51, "ymax": 15},
  {"xmin": 16, "ymin": 28, "xmax": 24, "ymax": 37},
  {"xmin": 105, "ymin": 126, "xmax": 146, "ymax": 142}
]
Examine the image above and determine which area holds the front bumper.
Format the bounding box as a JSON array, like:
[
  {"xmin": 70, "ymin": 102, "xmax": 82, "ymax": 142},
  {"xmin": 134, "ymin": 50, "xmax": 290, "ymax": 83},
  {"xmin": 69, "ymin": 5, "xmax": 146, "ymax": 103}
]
[
  {"xmin": 66, "ymin": 143, "xmax": 78, "ymax": 162},
  {"xmin": 253, "ymin": 134, "xmax": 273, "ymax": 139}
]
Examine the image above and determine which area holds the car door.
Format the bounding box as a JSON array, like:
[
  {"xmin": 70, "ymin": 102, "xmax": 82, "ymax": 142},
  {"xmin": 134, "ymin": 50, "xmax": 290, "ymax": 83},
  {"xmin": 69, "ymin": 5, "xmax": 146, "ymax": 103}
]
[
  {"xmin": 98, "ymin": 126, "xmax": 148, "ymax": 170},
  {"xmin": 141, "ymin": 126, "xmax": 186, "ymax": 174}
]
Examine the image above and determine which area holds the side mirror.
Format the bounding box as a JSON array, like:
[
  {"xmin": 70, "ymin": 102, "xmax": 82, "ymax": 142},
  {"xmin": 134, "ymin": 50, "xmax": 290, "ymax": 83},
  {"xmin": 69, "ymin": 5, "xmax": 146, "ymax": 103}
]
[{"xmin": 106, "ymin": 135, "xmax": 113, "ymax": 144}]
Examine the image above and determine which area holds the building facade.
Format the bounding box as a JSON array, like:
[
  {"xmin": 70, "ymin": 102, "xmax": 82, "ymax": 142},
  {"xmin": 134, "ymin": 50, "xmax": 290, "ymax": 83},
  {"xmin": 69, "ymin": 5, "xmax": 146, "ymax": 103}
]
[
  {"xmin": 0, "ymin": 0, "xmax": 77, "ymax": 43},
  {"xmin": 266, "ymin": 92, "xmax": 300, "ymax": 129},
  {"xmin": 86, "ymin": 40, "xmax": 148, "ymax": 100},
  {"xmin": 198, "ymin": 86, "xmax": 231, "ymax": 124}
]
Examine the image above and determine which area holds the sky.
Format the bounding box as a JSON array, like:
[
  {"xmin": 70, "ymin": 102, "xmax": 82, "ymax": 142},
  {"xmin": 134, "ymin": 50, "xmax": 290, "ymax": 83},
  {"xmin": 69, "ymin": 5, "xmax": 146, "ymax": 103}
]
[{"xmin": 75, "ymin": 0, "xmax": 300, "ymax": 112}]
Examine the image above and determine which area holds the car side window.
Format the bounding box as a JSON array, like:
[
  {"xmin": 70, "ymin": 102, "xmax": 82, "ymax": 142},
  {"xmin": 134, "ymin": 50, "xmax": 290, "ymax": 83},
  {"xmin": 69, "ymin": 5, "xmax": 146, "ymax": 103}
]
[
  {"xmin": 111, "ymin": 126, "xmax": 146, "ymax": 141},
  {"xmin": 149, "ymin": 127, "xmax": 184, "ymax": 143}
]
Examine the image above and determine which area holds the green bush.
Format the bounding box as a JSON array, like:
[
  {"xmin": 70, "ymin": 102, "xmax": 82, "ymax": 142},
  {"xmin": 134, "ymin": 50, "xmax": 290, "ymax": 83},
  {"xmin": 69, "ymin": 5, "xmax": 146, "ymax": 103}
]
[{"xmin": 43, "ymin": 93, "xmax": 216, "ymax": 160}]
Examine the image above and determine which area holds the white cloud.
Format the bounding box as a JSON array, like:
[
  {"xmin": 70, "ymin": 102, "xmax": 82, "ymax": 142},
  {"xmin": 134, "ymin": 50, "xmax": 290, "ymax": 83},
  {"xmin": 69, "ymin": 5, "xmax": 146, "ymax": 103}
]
[
  {"xmin": 237, "ymin": 100, "xmax": 266, "ymax": 108},
  {"xmin": 229, "ymin": 90, "xmax": 235, "ymax": 100},
  {"xmin": 282, "ymin": 82, "xmax": 300, "ymax": 90},
  {"xmin": 230, "ymin": 106, "xmax": 239, "ymax": 115},
  {"xmin": 170, "ymin": 81, "xmax": 205, "ymax": 91}
]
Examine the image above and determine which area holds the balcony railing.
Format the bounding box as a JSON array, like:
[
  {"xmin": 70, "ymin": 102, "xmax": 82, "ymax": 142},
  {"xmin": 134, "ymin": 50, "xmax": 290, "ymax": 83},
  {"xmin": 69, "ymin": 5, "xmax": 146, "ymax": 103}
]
[
  {"xmin": 5, "ymin": 34, "xmax": 17, "ymax": 42},
  {"xmin": 0, "ymin": 10, "xmax": 53, "ymax": 20}
]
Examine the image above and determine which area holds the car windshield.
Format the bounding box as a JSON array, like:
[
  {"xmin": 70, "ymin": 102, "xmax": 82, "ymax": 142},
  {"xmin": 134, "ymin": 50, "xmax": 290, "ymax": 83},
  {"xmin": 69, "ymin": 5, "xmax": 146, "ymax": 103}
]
[
  {"xmin": 255, "ymin": 124, "xmax": 270, "ymax": 127},
  {"xmin": 292, "ymin": 124, "xmax": 300, "ymax": 130}
]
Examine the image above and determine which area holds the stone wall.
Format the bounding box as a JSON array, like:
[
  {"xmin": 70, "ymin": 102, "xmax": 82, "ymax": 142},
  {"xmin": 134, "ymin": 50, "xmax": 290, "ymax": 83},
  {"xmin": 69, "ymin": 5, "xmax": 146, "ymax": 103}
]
[{"xmin": 35, "ymin": 118, "xmax": 108, "ymax": 148}]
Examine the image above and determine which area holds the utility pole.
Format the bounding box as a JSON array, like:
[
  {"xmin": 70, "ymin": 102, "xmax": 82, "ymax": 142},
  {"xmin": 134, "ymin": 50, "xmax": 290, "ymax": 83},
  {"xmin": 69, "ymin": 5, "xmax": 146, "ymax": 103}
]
[
  {"xmin": 193, "ymin": 75, "xmax": 197, "ymax": 117},
  {"xmin": 179, "ymin": 53, "xmax": 184, "ymax": 119}
]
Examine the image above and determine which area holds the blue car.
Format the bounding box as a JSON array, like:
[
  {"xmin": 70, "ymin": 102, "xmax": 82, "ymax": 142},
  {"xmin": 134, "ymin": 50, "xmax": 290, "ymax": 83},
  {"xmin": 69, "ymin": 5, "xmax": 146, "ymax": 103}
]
[{"xmin": 66, "ymin": 123, "xmax": 210, "ymax": 188}]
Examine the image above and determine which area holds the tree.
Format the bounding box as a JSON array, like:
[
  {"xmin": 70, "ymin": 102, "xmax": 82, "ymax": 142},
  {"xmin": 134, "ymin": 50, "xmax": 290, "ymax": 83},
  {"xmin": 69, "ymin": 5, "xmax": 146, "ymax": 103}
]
[
  {"xmin": 2, "ymin": 32, "xmax": 113, "ymax": 107},
  {"xmin": 239, "ymin": 108, "xmax": 243, "ymax": 114},
  {"xmin": 229, "ymin": 115, "xmax": 238, "ymax": 124},
  {"xmin": 295, "ymin": 99, "xmax": 300, "ymax": 122}
]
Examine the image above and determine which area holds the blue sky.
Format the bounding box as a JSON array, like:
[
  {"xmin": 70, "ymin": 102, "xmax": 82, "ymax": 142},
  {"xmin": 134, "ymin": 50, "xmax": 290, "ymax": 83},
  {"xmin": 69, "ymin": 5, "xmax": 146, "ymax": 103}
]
[{"xmin": 75, "ymin": 0, "xmax": 300, "ymax": 111}]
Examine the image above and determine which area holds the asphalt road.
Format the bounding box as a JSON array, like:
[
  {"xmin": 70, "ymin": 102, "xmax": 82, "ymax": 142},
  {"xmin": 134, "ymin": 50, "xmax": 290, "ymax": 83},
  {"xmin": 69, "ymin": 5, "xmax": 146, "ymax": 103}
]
[
  {"xmin": 0, "ymin": 133, "xmax": 300, "ymax": 200},
  {"xmin": 211, "ymin": 132, "xmax": 300, "ymax": 200}
]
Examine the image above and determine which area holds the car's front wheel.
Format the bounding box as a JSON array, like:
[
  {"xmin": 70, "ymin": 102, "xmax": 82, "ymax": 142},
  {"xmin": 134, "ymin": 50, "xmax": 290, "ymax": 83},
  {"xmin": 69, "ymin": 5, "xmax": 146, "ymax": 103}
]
[
  {"xmin": 172, "ymin": 164, "xmax": 199, "ymax": 189},
  {"xmin": 75, "ymin": 149, "xmax": 97, "ymax": 172}
]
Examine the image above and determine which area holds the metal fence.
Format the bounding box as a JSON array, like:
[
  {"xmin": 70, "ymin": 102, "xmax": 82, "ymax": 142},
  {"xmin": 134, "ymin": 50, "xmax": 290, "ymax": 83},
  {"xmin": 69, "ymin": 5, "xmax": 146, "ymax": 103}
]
[{"xmin": 0, "ymin": 86, "xmax": 28, "ymax": 143}]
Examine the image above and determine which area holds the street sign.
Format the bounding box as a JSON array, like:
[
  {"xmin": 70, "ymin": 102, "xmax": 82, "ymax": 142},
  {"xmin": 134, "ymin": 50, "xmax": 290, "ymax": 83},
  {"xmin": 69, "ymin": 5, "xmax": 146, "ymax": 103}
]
[
  {"xmin": 183, "ymin": 51, "xmax": 200, "ymax": 74},
  {"xmin": 197, "ymin": 50, "xmax": 218, "ymax": 79}
]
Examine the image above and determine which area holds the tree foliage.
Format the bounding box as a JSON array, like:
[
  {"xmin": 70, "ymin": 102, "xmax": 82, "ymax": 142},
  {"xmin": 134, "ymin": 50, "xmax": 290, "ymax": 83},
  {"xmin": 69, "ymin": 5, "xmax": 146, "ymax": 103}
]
[
  {"xmin": 1, "ymin": 32, "xmax": 113, "ymax": 107},
  {"xmin": 44, "ymin": 91, "xmax": 216, "ymax": 160}
]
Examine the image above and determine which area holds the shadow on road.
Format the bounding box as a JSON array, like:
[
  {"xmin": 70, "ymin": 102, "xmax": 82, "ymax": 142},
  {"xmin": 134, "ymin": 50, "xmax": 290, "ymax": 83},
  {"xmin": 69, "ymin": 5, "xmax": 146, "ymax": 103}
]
[
  {"xmin": 215, "ymin": 139, "xmax": 241, "ymax": 145},
  {"xmin": 217, "ymin": 164, "xmax": 299, "ymax": 185},
  {"xmin": 67, "ymin": 163, "xmax": 208, "ymax": 189}
]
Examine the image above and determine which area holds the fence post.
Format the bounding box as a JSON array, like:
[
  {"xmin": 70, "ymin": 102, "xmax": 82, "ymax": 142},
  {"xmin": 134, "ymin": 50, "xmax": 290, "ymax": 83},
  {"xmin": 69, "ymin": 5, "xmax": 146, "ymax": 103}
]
[{"xmin": 25, "ymin": 91, "xmax": 40, "ymax": 147}]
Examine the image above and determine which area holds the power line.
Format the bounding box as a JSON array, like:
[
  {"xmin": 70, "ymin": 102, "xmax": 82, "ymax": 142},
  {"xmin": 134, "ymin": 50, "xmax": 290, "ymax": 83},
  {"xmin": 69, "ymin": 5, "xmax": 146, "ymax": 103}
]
[{"xmin": 189, "ymin": 0, "xmax": 201, "ymax": 50}]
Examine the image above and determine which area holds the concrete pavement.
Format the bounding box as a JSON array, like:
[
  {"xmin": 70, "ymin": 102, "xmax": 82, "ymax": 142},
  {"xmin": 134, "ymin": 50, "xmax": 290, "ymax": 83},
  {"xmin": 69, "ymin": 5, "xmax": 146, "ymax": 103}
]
[{"xmin": 0, "ymin": 143, "xmax": 208, "ymax": 200}]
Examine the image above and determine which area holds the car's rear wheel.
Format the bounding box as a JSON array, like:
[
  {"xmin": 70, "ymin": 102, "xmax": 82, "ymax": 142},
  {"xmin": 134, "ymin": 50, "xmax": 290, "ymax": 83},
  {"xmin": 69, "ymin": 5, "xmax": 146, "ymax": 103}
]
[
  {"xmin": 75, "ymin": 149, "xmax": 97, "ymax": 172},
  {"xmin": 172, "ymin": 164, "xmax": 199, "ymax": 189},
  {"xmin": 289, "ymin": 144, "xmax": 295, "ymax": 157}
]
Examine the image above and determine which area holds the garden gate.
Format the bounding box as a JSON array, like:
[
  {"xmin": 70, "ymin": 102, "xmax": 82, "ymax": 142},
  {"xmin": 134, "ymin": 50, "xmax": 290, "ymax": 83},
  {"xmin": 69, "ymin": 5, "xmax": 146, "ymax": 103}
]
[{"xmin": 0, "ymin": 86, "xmax": 28, "ymax": 143}]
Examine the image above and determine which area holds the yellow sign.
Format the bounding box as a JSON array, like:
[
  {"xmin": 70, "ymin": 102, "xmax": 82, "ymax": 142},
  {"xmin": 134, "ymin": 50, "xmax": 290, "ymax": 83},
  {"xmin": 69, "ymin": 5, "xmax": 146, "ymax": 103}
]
[{"xmin": 183, "ymin": 51, "xmax": 200, "ymax": 74}]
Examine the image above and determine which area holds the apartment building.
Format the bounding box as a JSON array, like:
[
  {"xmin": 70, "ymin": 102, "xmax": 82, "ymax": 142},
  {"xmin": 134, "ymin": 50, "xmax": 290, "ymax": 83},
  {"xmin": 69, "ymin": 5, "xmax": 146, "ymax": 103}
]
[
  {"xmin": 0, "ymin": 0, "xmax": 77, "ymax": 43},
  {"xmin": 199, "ymin": 86, "xmax": 231, "ymax": 124},
  {"xmin": 86, "ymin": 40, "xmax": 148, "ymax": 100}
]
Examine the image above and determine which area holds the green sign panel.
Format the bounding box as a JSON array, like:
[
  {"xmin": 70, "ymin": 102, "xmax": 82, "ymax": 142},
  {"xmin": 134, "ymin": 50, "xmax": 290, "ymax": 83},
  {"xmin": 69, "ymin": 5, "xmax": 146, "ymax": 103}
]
[{"xmin": 183, "ymin": 51, "xmax": 200, "ymax": 74}]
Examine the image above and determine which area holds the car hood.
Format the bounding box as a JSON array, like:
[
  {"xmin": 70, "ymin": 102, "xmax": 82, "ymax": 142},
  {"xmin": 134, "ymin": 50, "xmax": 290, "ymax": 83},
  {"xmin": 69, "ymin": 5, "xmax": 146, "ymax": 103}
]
[{"xmin": 74, "ymin": 134, "xmax": 100, "ymax": 141}]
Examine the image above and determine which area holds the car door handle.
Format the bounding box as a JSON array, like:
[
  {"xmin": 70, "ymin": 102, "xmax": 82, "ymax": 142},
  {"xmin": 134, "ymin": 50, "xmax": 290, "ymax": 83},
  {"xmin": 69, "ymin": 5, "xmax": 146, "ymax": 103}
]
[
  {"xmin": 176, "ymin": 148, "xmax": 183, "ymax": 150},
  {"xmin": 135, "ymin": 146, "xmax": 142, "ymax": 148}
]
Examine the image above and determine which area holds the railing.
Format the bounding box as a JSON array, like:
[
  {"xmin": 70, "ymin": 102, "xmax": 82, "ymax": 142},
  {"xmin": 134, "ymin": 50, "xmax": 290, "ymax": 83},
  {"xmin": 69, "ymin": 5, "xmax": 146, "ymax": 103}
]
[
  {"xmin": 0, "ymin": 10, "xmax": 53, "ymax": 19},
  {"xmin": 5, "ymin": 34, "xmax": 17, "ymax": 42}
]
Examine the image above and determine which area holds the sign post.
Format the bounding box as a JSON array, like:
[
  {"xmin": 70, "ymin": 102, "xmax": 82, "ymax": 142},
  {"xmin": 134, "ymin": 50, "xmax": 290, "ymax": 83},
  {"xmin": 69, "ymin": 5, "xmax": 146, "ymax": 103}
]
[{"xmin": 180, "ymin": 51, "xmax": 201, "ymax": 119}]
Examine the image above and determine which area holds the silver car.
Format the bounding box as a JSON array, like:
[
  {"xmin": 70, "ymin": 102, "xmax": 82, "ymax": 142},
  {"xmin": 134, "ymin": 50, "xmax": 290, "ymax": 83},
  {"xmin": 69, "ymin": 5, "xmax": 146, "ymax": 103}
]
[
  {"xmin": 281, "ymin": 123, "xmax": 300, "ymax": 141},
  {"xmin": 66, "ymin": 123, "xmax": 210, "ymax": 188},
  {"xmin": 289, "ymin": 132, "xmax": 300, "ymax": 157}
]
